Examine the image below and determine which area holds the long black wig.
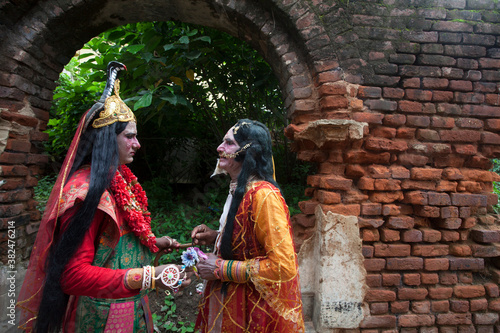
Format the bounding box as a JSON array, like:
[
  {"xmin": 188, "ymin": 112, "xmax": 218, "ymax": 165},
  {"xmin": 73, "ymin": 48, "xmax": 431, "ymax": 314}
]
[
  {"xmin": 34, "ymin": 118, "xmax": 128, "ymax": 333},
  {"xmin": 219, "ymin": 119, "xmax": 281, "ymax": 260}
]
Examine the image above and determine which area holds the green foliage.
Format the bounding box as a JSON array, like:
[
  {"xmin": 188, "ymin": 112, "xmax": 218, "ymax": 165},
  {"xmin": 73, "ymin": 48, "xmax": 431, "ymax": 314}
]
[
  {"xmin": 34, "ymin": 174, "xmax": 57, "ymax": 213},
  {"xmin": 152, "ymin": 294, "xmax": 195, "ymax": 332},
  {"xmin": 46, "ymin": 21, "xmax": 298, "ymax": 185},
  {"xmin": 47, "ymin": 58, "xmax": 105, "ymax": 161}
]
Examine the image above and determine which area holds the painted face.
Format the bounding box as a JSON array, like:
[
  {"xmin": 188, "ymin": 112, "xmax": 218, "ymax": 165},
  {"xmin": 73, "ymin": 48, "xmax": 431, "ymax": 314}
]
[
  {"xmin": 117, "ymin": 122, "xmax": 140, "ymax": 165},
  {"xmin": 217, "ymin": 127, "xmax": 242, "ymax": 179}
]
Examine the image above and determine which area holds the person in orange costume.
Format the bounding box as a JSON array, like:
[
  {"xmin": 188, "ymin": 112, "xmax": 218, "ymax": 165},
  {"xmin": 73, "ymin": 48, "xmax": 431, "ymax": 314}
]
[
  {"xmin": 17, "ymin": 62, "xmax": 190, "ymax": 333},
  {"xmin": 191, "ymin": 119, "xmax": 305, "ymax": 332}
]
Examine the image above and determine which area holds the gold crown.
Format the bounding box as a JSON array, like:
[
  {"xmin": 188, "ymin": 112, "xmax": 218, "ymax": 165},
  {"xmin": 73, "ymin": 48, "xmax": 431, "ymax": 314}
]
[{"xmin": 92, "ymin": 80, "xmax": 136, "ymax": 128}]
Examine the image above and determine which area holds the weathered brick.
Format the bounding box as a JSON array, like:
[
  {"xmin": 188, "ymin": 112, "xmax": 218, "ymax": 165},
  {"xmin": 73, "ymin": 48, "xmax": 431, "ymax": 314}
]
[
  {"xmin": 398, "ymin": 288, "xmax": 428, "ymax": 300},
  {"xmin": 454, "ymin": 92, "xmax": 485, "ymax": 104},
  {"xmin": 366, "ymin": 274, "xmax": 381, "ymax": 287},
  {"xmin": 368, "ymin": 165, "xmax": 391, "ymax": 178},
  {"xmin": 374, "ymin": 179, "xmax": 401, "ymax": 191},
  {"xmin": 414, "ymin": 205, "xmax": 440, "ymax": 218},
  {"xmin": 404, "ymin": 191, "xmax": 428, "ymax": 205},
  {"xmin": 362, "ymin": 245, "xmax": 374, "ymax": 259},
  {"xmin": 386, "ymin": 257, "xmax": 423, "ymax": 270},
  {"xmin": 431, "ymin": 300, "xmax": 450, "ymax": 313},
  {"xmin": 451, "ymin": 193, "xmax": 487, "ymax": 206},
  {"xmin": 403, "ymin": 273, "xmax": 421, "ymax": 286},
  {"xmin": 473, "ymin": 313, "xmax": 499, "ymax": 325},
  {"xmin": 369, "ymin": 191, "xmax": 404, "ymax": 204},
  {"xmin": 470, "ymin": 299, "xmax": 488, "ymax": 312},
  {"xmin": 319, "ymin": 176, "xmax": 353, "ymax": 190},
  {"xmin": 439, "ymin": 129, "xmax": 481, "ymax": 142},
  {"xmin": 406, "ymin": 89, "xmax": 433, "ymax": 101},
  {"xmin": 431, "ymin": 116, "xmax": 455, "ymax": 128},
  {"xmin": 454, "ymin": 144, "xmax": 477, "ymax": 155},
  {"xmin": 370, "ymin": 302, "xmax": 389, "ymax": 315},
  {"xmin": 359, "ymin": 218, "xmax": 384, "ymax": 229},
  {"xmin": 399, "ymin": 153, "xmax": 429, "ymax": 167},
  {"xmin": 436, "ymin": 217, "xmax": 462, "ymax": 229},
  {"xmin": 437, "ymin": 313, "xmax": 472, "ymax": 326},
  {"xmin": 374, "ymin": 243, "xmax": 411, "ymax": 257},
  {"xmin": 470, "ymin": 244, "xmax": 500, "ymax": 257},
  {"xmin": 382, "ymin": 204, "xmax": 400, "ymax": 216},
  {"xmin": 489, "ymin": 299, "xmax": 500, "ymax": 312},
  {"xmin": 449, "ymin": 244, "xmax": 472, "ymax": 257},
  {"xmin": 412, "ymin": 244, "xmax": 449, "ymax": 257},
  {"xmin": 440, "ymin": 206, "xmax": 459, "ymax": 218},
  {"xmin": 389, "ymin": 165, "xmax": 410, "ymax": 179},
  {"xmin": 380, "ymin": 228, "xmax": 400, "ymax": 242},
  {"xmin": 346, "ymin": 150, "xmax": 391, "ymax": 164},
  {"xmin": 429, "ymin": 287, "xmax": 453, "ymax": 299},
  {"xmin": 449, "ymin": 258, "xmax": 484, "ymax": 270},
  {"xmin": 316, "ymin": 190, "xmax": 341, "ymax": 204},
  {"xmin": 366, "ymin": 137, "xmax": 408, "ymax": 152},
  {"xmin": 425, "ymin": 258, "xmax": 450, "ymax": 271},
  {"xmin": 450, "ymin": 300, "xmax": 469, "ymax": 313},
  {"xmin": 401, "ymin": 229, "xmax": 422, "ymax": 243},
  {"xmin": 482, "ymin": 131, "xmax": 500, "ymax": 144},
  {"xmin": 386, "ymin": 216, "xmax": 415, "ymax": 229},
  {"xmin": 454, "ymin": 285, "xmax": 485, "ymax": 298},
  {"xmin": 365, "ymin": 258, "xmax": 386, "ymax": 271},
  {"xmin": 383, "ymin": 87, "xmax": 405, "ymax": 99},
  {"xmin": 361, "ymin": 203, "xmax": 382, "ymax": 216},
  {"xmin": 440, "ymin": 271, "xmax": 458, "ymax": 285},
  {"xmin": 421, "ymin": 273, "xmax": 439, "ymax": 285},
  {"xmin": 422, "ymin": 77, "xmax": 448, "ymax": 89},
  {"xmin": 371, "ymin": 126, "xmax": 396, "ymax": 139},
  {"xmin": 456, "ymin": 117, "xmax": 484, "ymax": 129},
  {"xmin": 383, "ymin": 114, "xmax": 406, "ymax": 126},
  {"xmin": 428, "ymin": 192, "xmax": 451, "ymax": 205},
  {"xmin": 359, "ymin": 315, "xmax": 397, "ymax": 329},
  {"xmin": 365, "ymin": 289, "xmax": 397, "ymax": 302},
  {"xmin": 391, "ymin": 300, "xmax": 410, "ymax": 313},
  {"xmin": 399, "ymin": 100, "xmax": 423, "ymax": 113},
  {"xmin": 399, "ymin": 314, "xmax": 434, "ymax": 327},
  {"xmin": 441, "ymin": 230, "xmax": 460, "ymax": 242},
  {"xmin": 484, "ymin": 283, "xmax": 499, "ymax": 298},
  {"xmin": 401, "ymin": 179, "xmax": 436, "ymax": 191},
  {"xmin": 318, "ymin": 83, "xmax": 347, "ymax": 96},
  {"xmin": 422, "ymin": 228, "xmax": 442, "ymax": 242},
  {"xmin": 322, "ymin": 203, "xmax": 361, "ymax": 216}
]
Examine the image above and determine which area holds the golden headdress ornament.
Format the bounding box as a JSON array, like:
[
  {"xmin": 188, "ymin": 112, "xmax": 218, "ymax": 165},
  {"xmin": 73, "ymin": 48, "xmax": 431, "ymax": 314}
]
[{"xmin": 92, "ymin": 79, "xmax": 136, "ymax": 128}]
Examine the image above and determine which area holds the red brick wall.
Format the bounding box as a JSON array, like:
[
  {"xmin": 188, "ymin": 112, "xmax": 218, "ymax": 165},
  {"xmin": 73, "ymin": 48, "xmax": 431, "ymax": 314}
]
[{"xmin": 1, "ymin": 0, "xmax": 499, "ymax": 331}]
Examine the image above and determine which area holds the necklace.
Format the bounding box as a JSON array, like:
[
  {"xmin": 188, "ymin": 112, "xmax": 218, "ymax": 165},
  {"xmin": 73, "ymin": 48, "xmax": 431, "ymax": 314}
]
[{"xmin": 109, "ymin": 165, "xmax": 158, "ymax": 253}]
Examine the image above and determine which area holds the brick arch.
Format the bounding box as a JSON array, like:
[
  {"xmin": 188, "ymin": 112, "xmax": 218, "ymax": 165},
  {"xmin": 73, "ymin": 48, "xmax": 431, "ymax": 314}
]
[
  {"xmin": 3, "ymin": 1, "xmax": 500, "ymax": 332},
  {"xmin": 0, "ymin": 0, "xmax": 325, "ymax": 236}
]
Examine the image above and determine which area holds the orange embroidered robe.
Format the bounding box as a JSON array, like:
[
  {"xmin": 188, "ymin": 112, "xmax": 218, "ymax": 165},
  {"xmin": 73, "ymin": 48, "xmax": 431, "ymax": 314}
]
[{"xmin": 196, "ymin": 181, "xmax": 305, "ymax": 332}]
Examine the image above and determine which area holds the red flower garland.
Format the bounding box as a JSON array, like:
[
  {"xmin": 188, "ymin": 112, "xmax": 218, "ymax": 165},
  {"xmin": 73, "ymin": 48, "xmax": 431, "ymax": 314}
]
[{"xmin": 110, "ymin": 165, "xmax": 159, "ymax": 253}]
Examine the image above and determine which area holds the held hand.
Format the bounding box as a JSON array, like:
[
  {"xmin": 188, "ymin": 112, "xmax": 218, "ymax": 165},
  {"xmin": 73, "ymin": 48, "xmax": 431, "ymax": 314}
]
[
  {"xmin": 196, "ymin": 253, "xmax": 220, "ymax": 280},
  {"xmin": 191, "ymin": 224, "xmax": 218, "ymax": 246},
  {"xmin": 156, "ymin": 236, "xmax": 180, "ymax": 253},
  {"xmin": 154, "ymin": 264, "xmax": 193, "ymax": 291}
]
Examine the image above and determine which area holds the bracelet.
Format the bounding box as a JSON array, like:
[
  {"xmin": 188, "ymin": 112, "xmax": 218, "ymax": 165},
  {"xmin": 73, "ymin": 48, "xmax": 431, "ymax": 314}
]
[
  {"xmin": 154, "ymin": 264, "xmax": 186, "ymax": 293},
  {"xmin": 151, "ymin": 266, "xmax": 156, "ymax": 290},
  {"xmin": 142, "ymin": 265, "xmax": 152, "ymax": 290},
  {"xmin": 214, "ymin": 258, "xmax": 224, "ymax": 280}
]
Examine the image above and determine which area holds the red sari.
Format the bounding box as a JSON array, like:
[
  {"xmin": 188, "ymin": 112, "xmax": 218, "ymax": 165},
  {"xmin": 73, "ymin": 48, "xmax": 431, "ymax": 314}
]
[{"xmin": 196, "ymin": 181, "xmax": 305, "ymax": 332}]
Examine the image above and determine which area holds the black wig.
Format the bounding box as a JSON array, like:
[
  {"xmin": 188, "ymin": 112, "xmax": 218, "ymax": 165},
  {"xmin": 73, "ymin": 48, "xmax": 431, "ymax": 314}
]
[
  {"xmin": 35, "ymin": 119, "xmax": 128, "ymax": 333},
  {"xmin": 219, "ymin": 119, "xmax": 281, "ymax": 260}
]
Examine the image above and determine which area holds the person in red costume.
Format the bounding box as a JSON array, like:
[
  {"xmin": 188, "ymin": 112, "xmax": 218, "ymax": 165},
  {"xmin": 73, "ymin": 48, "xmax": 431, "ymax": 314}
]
[
  {"xmin": 17, "ymin": 62, "xmax": 191, "ymax": 333},
  {"xmin": 191, "ymin": 119, "xmax": 305, "ymax": 332}
]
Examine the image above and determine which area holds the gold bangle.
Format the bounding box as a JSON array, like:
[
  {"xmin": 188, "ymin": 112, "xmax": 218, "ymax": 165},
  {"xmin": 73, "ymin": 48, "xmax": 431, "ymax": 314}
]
[{"xmin": 152, "ymin": 266, "xmax": 156, "ymax": 290}]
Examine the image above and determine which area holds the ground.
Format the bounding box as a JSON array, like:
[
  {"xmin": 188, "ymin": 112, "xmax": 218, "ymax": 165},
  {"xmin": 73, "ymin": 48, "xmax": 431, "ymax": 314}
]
[{"xmin": 149, "ymin": 279, "xmax": 203, "ymax": 331}]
